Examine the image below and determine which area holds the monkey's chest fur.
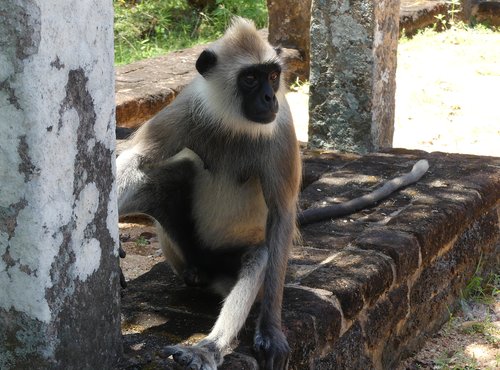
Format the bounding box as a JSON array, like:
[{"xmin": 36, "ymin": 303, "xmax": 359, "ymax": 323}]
[
  {"xmin": 192, "ymin": 168, "xmax": 267, "ymax": 249},
  {"xmin": 183, "ymin": 130, "xmax": 272, "ymax": 250}
]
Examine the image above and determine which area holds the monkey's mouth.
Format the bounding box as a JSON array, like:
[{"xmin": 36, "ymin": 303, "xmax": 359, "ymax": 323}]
[{"xmin": 251, "ymin": 111, "xmax": 277, "ymax": 124}]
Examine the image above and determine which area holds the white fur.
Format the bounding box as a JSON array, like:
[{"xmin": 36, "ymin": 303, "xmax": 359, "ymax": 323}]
[
  {"xmin": 192, "ymin": 168, "xmax": 268, "ymax": 248},
  {"xmin": 116, "ymin": 148, "xmax": 147, "ymax": 214},
  {"xmin": 206, "ymin": 246, "xmax": 268, "ymax": 349}
]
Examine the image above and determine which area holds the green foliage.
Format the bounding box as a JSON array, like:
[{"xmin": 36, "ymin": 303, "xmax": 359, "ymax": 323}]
[
  {"xmin": 135, "ymin": 235, "xmax": 148, "ymax": 247},
  {"xmin": 289, "ymin": 78, "xmax": 309, "ymax": 93},
  {"xmin": 433, "ymin": 0, "xmax": 462, "ymax": 31},
  {"xmin": 461, "ymin": 258, "xmax": 499, "ymax": 305},
  {"xmin": 114, "ymin": 0, "xmax": 268, "ymax": 65}
]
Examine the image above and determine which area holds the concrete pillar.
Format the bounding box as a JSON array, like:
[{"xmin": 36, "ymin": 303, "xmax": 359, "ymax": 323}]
[
  {"xmin": 0, "ymin": 1, "xmax": 121, "ymax": 369},
  {"xmin": 309, "ymin": 0, "xmax": 400, "ymax": 153},
  {"xmin": 267, "ymin": 0, "xmax": 312, "ymax": 80}
]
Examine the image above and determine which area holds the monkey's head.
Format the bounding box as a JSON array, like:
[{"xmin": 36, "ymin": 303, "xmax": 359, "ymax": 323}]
[{"xmin": 193, "ymin": 17, "xmax": 287, "ymax": 137}]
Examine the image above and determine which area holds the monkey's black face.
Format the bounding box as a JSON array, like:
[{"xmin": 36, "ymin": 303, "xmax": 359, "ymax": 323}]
[{"xmin": 238, "ymin": 63, "xmax": 281, "ymax": 124}]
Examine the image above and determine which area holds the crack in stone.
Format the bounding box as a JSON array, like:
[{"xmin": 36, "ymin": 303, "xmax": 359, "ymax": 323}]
[
  {"xmin": 17, "ymin": 135, "xmax": 40, "ymax": 182},
  {"xmin": 0, "ymin": 198, "xmax": 28, "ymax": 239}
]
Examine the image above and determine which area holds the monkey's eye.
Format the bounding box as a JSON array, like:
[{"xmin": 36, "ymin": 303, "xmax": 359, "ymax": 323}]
[
  {"xmin": 242, "ymin": 74, "xmax": 258, "ymax": 88},
  {"xmin": 270, "ymin": 71, "xmax": 279, "ymax": 81}
]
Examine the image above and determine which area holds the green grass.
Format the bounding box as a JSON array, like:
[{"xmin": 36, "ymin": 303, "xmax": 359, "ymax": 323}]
[
  {"xmin": 461, "ymin": 258, "xmax": 499, "ymax": 305},
  {"xmin": 135, "ymin": 235, "xmax": 149, "ymax": 247},
  {"xmin": 114, "ymin": 0, "xmax": 268, "ymax": 65}
]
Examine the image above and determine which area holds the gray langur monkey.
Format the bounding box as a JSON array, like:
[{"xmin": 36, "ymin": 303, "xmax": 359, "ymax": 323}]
[
  {"xmin": 117, "ymin": 18, "xmax": 300, "ymax": 370},
  {"xmin": 116, "ymin": 17, "xmax": 429, "ymax": 370}
]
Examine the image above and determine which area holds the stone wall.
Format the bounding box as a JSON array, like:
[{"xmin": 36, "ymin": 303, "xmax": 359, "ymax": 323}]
[{"xmin": 0, "ymin": 1, "xmax": 121, "ymax": 368}]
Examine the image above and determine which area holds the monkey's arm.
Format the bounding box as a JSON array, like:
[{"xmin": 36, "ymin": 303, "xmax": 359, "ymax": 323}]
[
  {"xmin": 254, "ymin": 152, "xmax": 301, "ymax": 370},
  {"xmin": 254, "ymin": 204, "xmax": 295, "ymax": 370},
  {"xmin": 298, "ymin": 159, "xmax": 430, "ymax": 226},
  {"xmin": 116, "ymin": 147, "xmax": 204, "ymax": 217}
]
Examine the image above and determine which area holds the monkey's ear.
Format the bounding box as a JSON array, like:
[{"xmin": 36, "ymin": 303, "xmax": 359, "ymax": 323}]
[{"xmin": 196, "ymin": 50, "xmax": 218, "ymax": 77}]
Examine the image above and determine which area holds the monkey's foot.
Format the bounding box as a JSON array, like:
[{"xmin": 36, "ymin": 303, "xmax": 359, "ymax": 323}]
[
  {"xmin": 182, "ymin": 266, "xmax": 210, "ymax": 287},
  {"xmin": 163, "ymin": 341, "xmax": 222, "ymax": 370},
  {"xmin": 254, "ymin": 328, "xmax": 290, "ymax": 370}
]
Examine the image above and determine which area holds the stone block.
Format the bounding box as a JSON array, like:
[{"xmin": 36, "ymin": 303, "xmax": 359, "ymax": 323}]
[
  {"xmin": 400, "ymin": 1, "xmax": 448, "ymax": 35},
  {"xmin": 267, "ymin": 0, "xmax": 312, "ymax": 81},
  {"xmin": 115, "ymin": 45, "xmax": 205, "ymax": 128},
  {"xmin": 300, "ymin": 248, "xmax": 394, "ymax": 319},
  {"xmin": 283, "ymin": 286, "xmax": 342, "ymax": 368},
  {"xmin": 355, "ymin": 228, "xmax": 421, "ymax": 282},
  {"xmin": 309, "ymin": 0, "xmax": 400, "ymax": 153},
  {"xmin": 363, "ymin": 284, "xmax": 409, "ymax": 350},
  {"xmin": 313, "ymin": 322, "xmax": 375, "ymax": 370}
]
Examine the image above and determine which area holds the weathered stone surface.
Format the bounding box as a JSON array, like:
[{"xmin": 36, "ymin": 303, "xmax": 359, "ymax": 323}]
[
  {"xmin": 384, "ymin": 151, "xmax": 500, "ymax": 263},
  {"xmin": 309, "ymin": 0, "xmax": 400, "ymax": 153},
  {"xmin": 115, "ymin": 44, "xmax": 205, "ymax": 128},
  {"xmin": 384, "ymin": 209, "xmax": 499, "ymax": 368},
  {"xmin": 283, "ymin": 286, "xmax": 342, "ymax": 368},
  {"xmin": 0, "ymin": 1, "xmax": 121, "ymax": 368},
  {"xmin": 364, "ymin": 285, "xmax": 409, "ymax": 350},
  {"xmin": 314, "ymin": 322, "xmax": 375, "ymax": 370},
  {"xmin": 267, "ymin": 0, "xmax": 312, "ymax": 81},
  {"xmin": 463, "ymin": 0, "xmax": 500, "ymax": 26},
  {"xmin": 400, "ymin": 0, "xmax": 447, "ymax": 35},
  {"xmin": 299, "ymin": 248, "xmax": 394, "ymax": 320},
  {"xmin": 355, "ymin": 229, "xmax": 420, "ymax": 282}
]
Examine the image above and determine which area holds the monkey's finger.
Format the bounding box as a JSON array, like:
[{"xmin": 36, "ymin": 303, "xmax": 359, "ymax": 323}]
[
  {"xmin": 161, "ymin": 345, "xmax": 182, "ymax": 358},
  {"xmin": 118, "ymin": 243, "xmax": 126, "ymax": 258},
  {"xmin": 119, "ymin": 267, "xmax": 127, "ymax": 289}
]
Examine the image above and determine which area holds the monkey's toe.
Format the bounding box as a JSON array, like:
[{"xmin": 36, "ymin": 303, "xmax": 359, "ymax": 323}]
[
  {"xmin": 163, "ymin": 344, "xmax": 219, "ymax": 370},
  {"xmin": 182, "ymin": 266, "xmax": 210, "ymax": 287},
  {"xmin": 254, "ymin": 329, "xmax": 290, "ymax": 370}
]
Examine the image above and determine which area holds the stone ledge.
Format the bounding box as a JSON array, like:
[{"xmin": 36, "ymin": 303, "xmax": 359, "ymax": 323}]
[
  {"xmin": 400, "ymin": 1, "xmax": 448, "ymax": 36},
  {"xmin": 117, "ymin": 149, "xmax": 499, "ymax": 369}
]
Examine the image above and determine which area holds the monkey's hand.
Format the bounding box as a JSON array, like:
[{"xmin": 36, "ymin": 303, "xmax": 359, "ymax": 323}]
[
  {"xmin": 118, "ymin": 241, "xmax": 127, "ymax": 289},
  {"xmin": 163, "ymin": 340, "xmax": 222, "ymax": 370},
  {"xmin": 254, "ymin": 326, "xmax": 290, "ymax": 370},
  {"xmin": 140, "ymin": 147, "xmax": 205, "ymax": 172}
]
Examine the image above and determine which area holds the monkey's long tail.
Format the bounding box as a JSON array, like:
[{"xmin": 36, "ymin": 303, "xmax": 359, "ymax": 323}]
[{"xmin": 298, "ymin": 159, "xmax": 430, "ymax": 226}]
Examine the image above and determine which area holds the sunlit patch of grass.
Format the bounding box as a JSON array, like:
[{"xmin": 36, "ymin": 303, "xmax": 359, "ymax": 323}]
[{"xmin": 114, "ymin": 0, "xmax": 268, "ymax": 65}]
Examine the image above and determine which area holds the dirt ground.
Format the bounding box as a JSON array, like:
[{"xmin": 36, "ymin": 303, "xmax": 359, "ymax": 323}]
[
  {"xmin": 394, "ymin": 27, "xmax": 500, "ymax": 158},
  {"xmin": 120, "ymin": 26, "xmax": 499, "ymax": 369}
]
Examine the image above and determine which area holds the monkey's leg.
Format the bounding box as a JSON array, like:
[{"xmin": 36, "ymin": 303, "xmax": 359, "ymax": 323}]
[
  {"xmin": 116, "ymin": 147, "xmax": 204, "ymax": 286},
  {"xmin": 116, "ymin": 147, "xmax": 204, "ymax": 216},
  {"xmin": 164, "ymin": 245, "xmax": 268, "ymax": 370}
]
